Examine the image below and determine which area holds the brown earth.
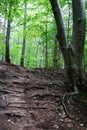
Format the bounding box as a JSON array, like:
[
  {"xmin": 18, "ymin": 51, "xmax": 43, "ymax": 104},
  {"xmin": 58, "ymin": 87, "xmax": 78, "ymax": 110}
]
[{"xmin": 0, "ymin": 62, "xmax": 87, "ymax": 130}]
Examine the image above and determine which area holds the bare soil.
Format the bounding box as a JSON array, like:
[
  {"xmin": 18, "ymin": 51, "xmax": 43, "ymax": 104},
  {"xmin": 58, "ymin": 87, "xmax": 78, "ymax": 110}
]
[{"xmin": 0, "ymin": 62, "xmax": 87, "ymax": 130}]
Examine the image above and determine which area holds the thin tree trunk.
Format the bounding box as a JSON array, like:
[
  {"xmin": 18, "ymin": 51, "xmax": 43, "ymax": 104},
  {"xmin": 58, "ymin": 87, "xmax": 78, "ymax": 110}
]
[
  {"xmin": 45, "ymin": 20, "xmax": 48, "ymax": 68},
  {"xmin": 3, "ymin": 17, "xmax": 6, "ymax": 44},
  {"xmin": 2, "ymin": 17, "xmax": 6, "ymax": 61},
  {"xmin": 53, "ymin": 37, "xmax": 58, "ymax": 68},
  {"xmin": 20, "ymin": 2, "xmax": 27, "ymax": 67},
  {"xmin": 39, "ymin": 45, "xmax": 43, "ymax": 68},
  {"xmin": 5, "ymin": 3, "xmax": 12, "ymax": 63}
]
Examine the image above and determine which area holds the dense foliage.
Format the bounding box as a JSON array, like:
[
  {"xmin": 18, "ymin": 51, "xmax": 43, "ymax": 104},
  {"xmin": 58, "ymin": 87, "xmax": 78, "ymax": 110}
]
[{"xmin": 0, "ymin": 0, "xmax": 87, "ymax": 69}]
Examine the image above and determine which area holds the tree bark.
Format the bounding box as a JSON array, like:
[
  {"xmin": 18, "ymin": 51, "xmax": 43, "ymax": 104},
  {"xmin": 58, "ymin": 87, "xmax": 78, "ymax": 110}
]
[
  {"xmin": 5, "ymin": 3, "xmax": 12, "ymax": 63},
  {"xmin": 53, "ymin": 37, "xmax": 59, "ymax": 68},
  {"xmin": 49, "ymin": 0, "xmax": 86, "ymax": 90},
  {"xmin": 45, "ymin": 17, "xmax": 48, "ymax": 68},
  {"xmin": 71, "ymin": 0, "xmax": 86, "ymax": 86},
  {"xmin": 20, "ymin": 2, "xmax": 27, "ymax": 67}
]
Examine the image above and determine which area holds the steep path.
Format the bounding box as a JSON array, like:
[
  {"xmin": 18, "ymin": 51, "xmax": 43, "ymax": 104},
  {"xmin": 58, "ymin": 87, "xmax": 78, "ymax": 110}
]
[{"xmin": 0, "ymin": 62, "xmax": 87, "ymax": 130}]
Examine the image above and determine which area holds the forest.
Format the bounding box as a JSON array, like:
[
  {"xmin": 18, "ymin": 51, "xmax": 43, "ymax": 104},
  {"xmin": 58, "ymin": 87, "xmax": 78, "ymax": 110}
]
[{"xmin": 0, "ymin": 0, "xmax": 87, "ymax": 130}]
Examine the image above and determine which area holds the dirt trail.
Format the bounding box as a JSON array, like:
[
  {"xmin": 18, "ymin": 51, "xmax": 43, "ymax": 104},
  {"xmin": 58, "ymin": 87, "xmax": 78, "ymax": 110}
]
[{"xmin": 0, "ymin": 62, "xmax": 87, "ymax": 130}]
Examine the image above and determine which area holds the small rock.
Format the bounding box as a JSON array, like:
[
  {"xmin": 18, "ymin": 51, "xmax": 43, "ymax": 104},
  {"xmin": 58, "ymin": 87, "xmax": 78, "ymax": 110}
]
[
  {"xmin": 7, "ymin": 119, "xmax": 11, "ymax": 122},
  {"xmin": 80, "ymin": 124, "xmax": 84, "ymax": 127},
  {"xmin": 53, "ymin": 124, "xmax": 59, "ymax": 129}
]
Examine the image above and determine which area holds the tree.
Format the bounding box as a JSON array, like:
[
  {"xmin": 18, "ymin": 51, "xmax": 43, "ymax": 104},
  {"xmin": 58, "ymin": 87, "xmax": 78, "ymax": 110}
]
[
  {"xmin": 20, "ymin": 1, "xmax": 27, "ymax": 67},
  {"xmin": 45, "ymin": 17, "xmax": 48, "ymax": 68},
  {"xmin": 5, "ymin": 2, "xmax": 12, "ymax": 63},
  {"xmin": 49, "ymin": 0, "xmax": 86, "ymax": 91}
]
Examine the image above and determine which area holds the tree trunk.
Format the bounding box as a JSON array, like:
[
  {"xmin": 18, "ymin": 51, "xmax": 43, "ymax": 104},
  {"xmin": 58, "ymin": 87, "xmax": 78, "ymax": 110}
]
[
  {"xmin": 67, "ymin": 0, "xmax": 71, "ymax": 42},
  {"xmin": 53, "ymin": 37, "xmax": 59, "ymax": 68},
  {"xmin": 20, "ymin": 2, "xmax": 27, "ymax": 67},
  {"xmin": 71, "ymin": 0, "xmax": 86, "ymax": 87},
  {"xmin": 49, "ymin": 0, "xmax": 86, "ymax": 90},
  {"xmin": 5, "ymin": 3, "xmax": 12, "ymax": 63},
  {"xmin": 45, "ymin": 19, "xmax": 48, "ymax": 68},
  {"xmin": 1, "ymin": 17, "xmax": 6, "ymax": 61}
]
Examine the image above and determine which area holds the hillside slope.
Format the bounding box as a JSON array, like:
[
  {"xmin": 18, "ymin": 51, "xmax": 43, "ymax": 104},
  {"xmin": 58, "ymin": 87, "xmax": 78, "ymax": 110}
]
[{"xmin": 0, "ymin": 62, "xmax": 87, "ymax": 130}]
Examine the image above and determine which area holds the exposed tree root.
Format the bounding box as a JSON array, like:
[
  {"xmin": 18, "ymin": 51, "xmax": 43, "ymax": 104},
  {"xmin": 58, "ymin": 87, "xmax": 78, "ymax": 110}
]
[
  {"xmin": 0, "ymin": 88, "xmax": 23, "ymax": 94},
  {"xmin": 59, "ymin": 86, "xmax": 79, "ymax": 117},
  {"xmin": 28, "ymin": 86, "xmax": 79, "ymax": 117}
]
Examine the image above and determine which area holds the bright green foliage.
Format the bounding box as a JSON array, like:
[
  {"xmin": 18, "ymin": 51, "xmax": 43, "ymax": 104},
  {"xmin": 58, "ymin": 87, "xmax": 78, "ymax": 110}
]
[
  {"xmin": 9, "ymin": 0, "xmax": 56, "ymax": 68},
  {"xmin": 0, "ymin": 0, "xmax": 87, "ymax": 68},
  {"xmin": 0, "ymin": 43, "xmax": 5, "ymax": 60}
]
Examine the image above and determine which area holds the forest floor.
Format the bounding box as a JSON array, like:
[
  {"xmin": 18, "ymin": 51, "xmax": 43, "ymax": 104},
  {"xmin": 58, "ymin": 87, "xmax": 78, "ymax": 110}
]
[{"xmin": 0, "ymin": 62, "xmax": 87, "ymax": 130}]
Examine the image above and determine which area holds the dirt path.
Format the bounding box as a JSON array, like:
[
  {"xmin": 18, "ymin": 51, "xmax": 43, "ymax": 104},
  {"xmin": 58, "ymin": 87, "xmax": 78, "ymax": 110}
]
[{"xmin": 0, "ymin": 62, "xmax": 87, "ymax": 130}]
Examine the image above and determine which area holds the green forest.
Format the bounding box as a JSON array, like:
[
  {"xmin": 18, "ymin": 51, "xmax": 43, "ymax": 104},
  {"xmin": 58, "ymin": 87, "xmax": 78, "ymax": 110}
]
[
  {"xmin": 0, "ymin": 0, "xmax": 87, "ymax": 129},
  {"xmin": 0, "ymin": 0, "xmax": 87, "ymax": 90},
  {"xmin": 0, "ymin": 0, "xmax": 86, "ymax": 69},
  {"xmin": 0, "ymin": 0, "xmax": 58, "ymax": 68}
]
